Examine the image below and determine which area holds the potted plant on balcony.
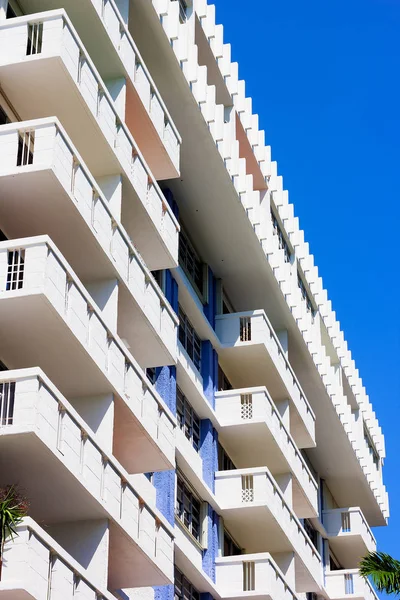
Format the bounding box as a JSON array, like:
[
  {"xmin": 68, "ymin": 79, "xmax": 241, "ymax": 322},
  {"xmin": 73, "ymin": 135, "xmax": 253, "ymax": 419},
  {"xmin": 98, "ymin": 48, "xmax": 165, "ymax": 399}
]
[
  {"xmin": 0, "ymin": 485, "xmax": 29, "ymax": 579},
  {"xmin": 360, "ymin": 551, "xmax": 400, "ymax": 595}
]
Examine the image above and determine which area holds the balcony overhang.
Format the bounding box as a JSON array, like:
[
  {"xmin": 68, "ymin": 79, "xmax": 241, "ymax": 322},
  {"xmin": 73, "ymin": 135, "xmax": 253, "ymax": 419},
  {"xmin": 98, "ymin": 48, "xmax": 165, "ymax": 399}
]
[
  {"xmin": 0, "ymin": 431, "xmax": 171, "ymax": 589},
  {"xmin": 0, "ymin": 124, "xmax": 177, "ymax": 368},
  {"xmin": 17, "ymin": 0, "xmax": 180, "ymax": 180},
  {"xmin": 0, "ymin": 12, "xmax": 179, "ymax": 270}
]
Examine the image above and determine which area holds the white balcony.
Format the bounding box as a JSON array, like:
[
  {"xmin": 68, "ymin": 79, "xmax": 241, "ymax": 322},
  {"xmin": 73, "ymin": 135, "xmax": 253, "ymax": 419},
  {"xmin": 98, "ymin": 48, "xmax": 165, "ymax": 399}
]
[
  {"xmin": 0, "ymin": 117, "xmax": 177, "ymax": 368},
  {"xmin": 0, "ymin": 238, "xmax": 175, "ymax": 473},
  {"xmin": 16, "ymin": 0, "xmax": 181, "ymax": 180},
  {"xmin": 0, "ymin": 518, "xmax": 115, "ymax": 599},
  {"xmin": 325, "ymin": 570, "xmax": 378, "ymax": 600},
  {"xmin": 215, "ymin": 387, "xmax": 318, "ymax": 518},
  {"xmin": 322, "ymin": 508, "xmax": 376, "ymax": 568},
  {"xmin": 215, "ymin": 468, "xmax": 322, "ymax": 592},
  {"xmin": 216, "ymin": 311, "xmax": 315, "ymax": 448},
  {"xmin": 215, "ymin": 554, "xmax": 297, "ymax": 600},
  {"xmin": 0, "ymin": 370, "xmax": 173, "ymax": 590},
  {"xmin": 0, "ymin": 11, "xmax": 179, "ymax": 270}
]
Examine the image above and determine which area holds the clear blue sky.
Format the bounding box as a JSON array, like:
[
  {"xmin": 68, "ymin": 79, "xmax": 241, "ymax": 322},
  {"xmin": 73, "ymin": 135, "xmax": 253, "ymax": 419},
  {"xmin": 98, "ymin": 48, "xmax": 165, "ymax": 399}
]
[{"xmin": 214, "ymin": 0, "xmax": 400, "ymax": 567}]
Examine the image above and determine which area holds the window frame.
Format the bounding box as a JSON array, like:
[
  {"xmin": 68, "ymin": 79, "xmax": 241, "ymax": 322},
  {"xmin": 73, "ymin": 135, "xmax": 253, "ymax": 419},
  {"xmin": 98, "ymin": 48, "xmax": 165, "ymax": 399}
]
[
  {"xmin": 175, "ymin": 473, "xmax": 202, "ymax": 543},
  {"xmin": 178, "ymin": 305, "xmax": 202, "ymax": 372},
  {"xmin": 174, "ymin": 567, "xmax": 200, "ymax": 600},
  {"xmin": 297, "ymin": 270, "xmax": 316, "ymax": 317},
  {"xmin": 177, "ymin": 386, "xmax": 201, "ymax": 452},
  {"xmin": 179, "ymin": 227, "xmax": 207, "ymax": 302}
]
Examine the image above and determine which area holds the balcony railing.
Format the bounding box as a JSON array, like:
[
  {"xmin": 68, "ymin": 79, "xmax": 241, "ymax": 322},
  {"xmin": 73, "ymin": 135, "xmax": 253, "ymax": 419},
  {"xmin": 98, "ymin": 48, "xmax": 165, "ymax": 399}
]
[
  {"xmin": 215, "ymin": 386, "xmax": 318, "ymax": 515},
  {"xmin": 215, "ymin": 467, "xmax": 322, "ymax": 585},
  {"xmin": 0, "ymin": 368, "xmax": 174, "ymax": 586},
  {"xmin": 323, "ymin": 507, "xmax": 376, "ymax": 549},
  {"xmin": 216, "ymin": 310, "xmax": 316, "ymax": 445},
  {"xmin": 215, "ymin": 553, "xmax": 297, "ymax": 600},
  {"xmin": 325, "ymin": 570, "xmax": 378, "ymax": 600},
  {"xmin": 0, "ymin": 518, "xmax": 113, "ymax": 599},
  {"xmin": 0, "ymin": 11, "xmax": 180, "ymax": 268},
  {"xmin": 93, "ymin": 0, "xmax": 181, "ymax": 172},
  {"xmin": 0, "ymin": 117, "xmax": 178, "ymax": 366},
  {"xmin": 0, "ymin": 237, "xmax": 175, "ymax": 471}
]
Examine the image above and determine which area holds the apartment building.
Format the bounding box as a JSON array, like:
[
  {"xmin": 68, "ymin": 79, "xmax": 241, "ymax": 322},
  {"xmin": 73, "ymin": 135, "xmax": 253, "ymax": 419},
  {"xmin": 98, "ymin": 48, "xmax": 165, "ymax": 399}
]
[{"xmin": 0, "ymin": 1, "xmax": 388, "ymax": 600}]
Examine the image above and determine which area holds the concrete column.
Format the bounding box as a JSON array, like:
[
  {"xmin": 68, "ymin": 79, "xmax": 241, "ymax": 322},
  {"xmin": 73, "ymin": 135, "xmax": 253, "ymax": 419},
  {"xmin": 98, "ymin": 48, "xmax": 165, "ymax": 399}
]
[
  {"xmin": 97, "ymin": 175, "xmax": 123, "ymax": 221},
  {"xmin": 69, "ymin": 393, "xmax": 114, "ymax": 454},
  {"xmin": 46, "ymin": 519, "xmax": 109, "ymax": 589},
  {"xmin": 86, "ymin": 279, "xmax": 119, "ymax": 332}
]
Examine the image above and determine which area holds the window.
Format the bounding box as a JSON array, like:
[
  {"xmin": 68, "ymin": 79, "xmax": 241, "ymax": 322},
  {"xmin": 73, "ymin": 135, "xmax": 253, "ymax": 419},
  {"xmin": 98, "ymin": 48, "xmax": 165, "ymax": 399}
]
[
  {"xmin": 145, "ymin": 472, "xmax": 154, "ymax": 483},
  {"xmin": 218, "ymin": 442, "xmax": 236, "ymax": 471},
  {"xmin": 218, "ymin": 365, "xmax": 233, "ymax": 391},
  {"xmin": 224, "ymin": 529, "xmax": 241, "ymax": 556},
  {"xmin": 271, "ymin": 209, "xmax": 291, "ymax": 263},
  {"xmin": 0, "ymin": 230, "xmax": 8, "ymax": 242},
  {"xmin": 152, "ymin": 270, "xmax": 164, "ymax": 292},
  {"xmin": 146, "ymin": 367, "xmax": 157, "ymax": 385},
  {"xmin": 297, "ymin": 272, "xmax": 315, "ymax": 316},
  {"xmin": 177, "ymin": 387, "xmax": 200, "ymax": 452},
  {"xmin": 329, "ymin": 550, "xmax": 342, "ymax": 572},
  {"xmin": 0, "ymin": 106, "xmax": 10, "ymax": 126},
  {"xmin": 176, "ymin": 474, "xmax": 201, "ymax": 542},
  {"xmin": 364, "ymin": 425, "xmax": 380, "ymax": 469},
  {"xmin": 303, "ymin": 518, "xmax": 319, "ymax": 551},
  {"xmin": 179, "ymin": 228, "xmax": 204, "ymax": 297},
  {"xmin": 174, "ymin": 568, "xmax": 199, "ymax": 600},
  {"xmin": 179, "ymin": 305, "xmax": 201, "ymax": 371}
]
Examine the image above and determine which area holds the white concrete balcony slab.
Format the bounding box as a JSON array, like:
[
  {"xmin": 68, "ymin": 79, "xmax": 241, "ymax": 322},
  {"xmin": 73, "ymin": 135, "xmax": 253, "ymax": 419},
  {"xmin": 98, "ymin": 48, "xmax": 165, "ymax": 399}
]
[
  {"xmin": 215, "ymin": 468, "xmax": 322, "ymax": 592},
  {"xmin": 215, "ymin": 554, "xmax": 297, "ymax": 600},
  {"xmin": 0, "ymin": 10, "xmax": 179, "ymax": 270},
  {"xmin": 17, "ymin": 0, "xmax": 181, "ymax": 180},
  {"xmin": 0, "ymin": 118, "xmax": 178, "ymax": 368},
  {"xmin": 322, "ymin": 508, "xmax": 376, "ymax": 568},
  {"xmin": 325, "ymin": 570, "xmax": 378, "ymax": 600},
  {"xmin": 0, "ymin": 238, "xmax": 175, "ymax": 474},
  {"xmin": 0, "ymin": 518, "xmax": 115, "ymax": 600},
  {"xmin": 0, "ymin": 370, "xmax": 174, "ymax": 590},
  {"xmin": 216, "ymin": 311, "xmax": 315, "ymax": 449},
  {"xmin": 215, "ymin": 387, "xmax": 318, "ymax": 518}
]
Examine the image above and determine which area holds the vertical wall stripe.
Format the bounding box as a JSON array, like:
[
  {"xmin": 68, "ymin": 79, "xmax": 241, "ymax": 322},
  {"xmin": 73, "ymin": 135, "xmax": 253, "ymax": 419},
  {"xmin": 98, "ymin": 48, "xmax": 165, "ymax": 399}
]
[
  {"xmin": 199, "ymin": 419, "xmax": 218, "ymax": 492},
  {"xmin": 202, "ymin": 506, "xmax": 219, "ymax": 582}
]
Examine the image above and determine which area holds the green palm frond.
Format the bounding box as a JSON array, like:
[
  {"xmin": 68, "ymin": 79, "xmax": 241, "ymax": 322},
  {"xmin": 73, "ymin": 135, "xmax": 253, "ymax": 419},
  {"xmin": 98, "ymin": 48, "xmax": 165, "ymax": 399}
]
[{"xmin": 360, "ymin": 551, "xmax": 400, "ymax": 595}]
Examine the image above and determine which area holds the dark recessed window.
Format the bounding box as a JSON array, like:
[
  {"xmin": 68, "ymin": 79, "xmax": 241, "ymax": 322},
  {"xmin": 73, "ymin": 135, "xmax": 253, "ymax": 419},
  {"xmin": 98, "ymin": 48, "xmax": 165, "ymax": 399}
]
[
  {"xmin": 177, "ymin": 387, "xmax": 200, "ymax": 452},
  {"xmin": 224, "ymin": 529, "xmax": 241, "ymax": 556},
  {"xmin": 174, "ymin": 568, "xmax": 200, "ymax": 600},
  {"xmin": 218, "ymin": 365, "xmax": 233, "ymax": 391},
  {"xmin": 176, "ymin": 475, "xmax": 201, "ymax": 541},
  {"xmin": 218, "ymin": 442, "xmax": 236, "ymax": 471},
  {"xmin": 179, "ymin": 228, "xmax": 204, "ymax": 297},
  {"xmin": 178, "ymin": 305, "xmax": 201, "ymax": 371}
]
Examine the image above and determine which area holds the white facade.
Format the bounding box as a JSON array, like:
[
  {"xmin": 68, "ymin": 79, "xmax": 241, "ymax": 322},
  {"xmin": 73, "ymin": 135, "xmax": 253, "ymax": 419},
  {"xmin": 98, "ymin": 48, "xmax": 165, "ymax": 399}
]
[{"xmin": 0, "ymin": 2, "xmax": 387, "ymax": 600}]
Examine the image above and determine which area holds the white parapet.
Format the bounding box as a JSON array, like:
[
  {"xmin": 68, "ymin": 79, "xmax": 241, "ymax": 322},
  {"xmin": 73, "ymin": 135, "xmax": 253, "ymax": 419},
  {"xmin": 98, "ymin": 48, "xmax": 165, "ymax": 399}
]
[{"xmin": 325, "ymin": 570, "xmax": 379, "ymax": 600}]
